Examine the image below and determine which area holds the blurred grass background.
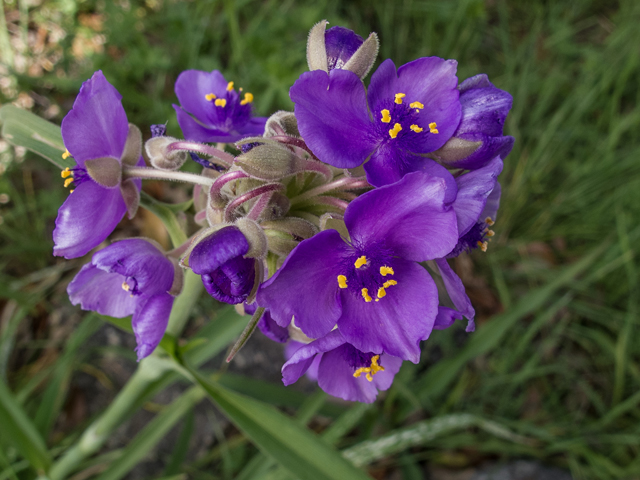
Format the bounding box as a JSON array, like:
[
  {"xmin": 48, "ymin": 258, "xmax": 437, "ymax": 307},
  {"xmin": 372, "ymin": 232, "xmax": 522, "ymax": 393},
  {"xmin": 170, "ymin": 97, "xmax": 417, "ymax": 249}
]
[{"xmin": 1, "ymin": 0, "xmax": 640, "ymax": 478}]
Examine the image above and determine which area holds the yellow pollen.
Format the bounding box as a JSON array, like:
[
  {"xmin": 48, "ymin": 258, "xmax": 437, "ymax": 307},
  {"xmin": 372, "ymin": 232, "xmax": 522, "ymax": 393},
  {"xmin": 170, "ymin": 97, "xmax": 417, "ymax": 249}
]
[
  {"xmin": 354, "ymin": 255, "xmax": 367, "ymax": 269},
  {"xmin": 239, "ymin": 87, "xmax": 243, "ymax": 91},
  {"xmin": 62, "ymin": 149, "xmax": 71, "ymax": 159},
  {"xmin": 353, "ymin": 355, "xmax": 385, "ymax": 382},
  {"xmin": 380, "ymin": 266, "xmax": 394, "ymax": 276},
  {"xmin": 361, "ymin": 288, "xmax": 372, "ymax": 303},
  {"xmin": 380, "ymin": 109, "xmax": 391, "ymax": 123},
  {"xmin": 122, "ymin": 281, "xmax": 130, "ymax": 291},
  {"xmin": 69, "ymin": 189, "xmax": 74, "ymax": 193},
  {"xmin": 409, "ymin": 101, "xmax": 424, "ymax": 110},
  {"xmin": 394, "ymin": 93, "xmax": 406, "ymax": 104},
  {"xmin": 205, "ymin": 93, "xmax": 217, "ymax": 101},
  {"xmin": 337, "ymin": 275, "xmax": 348, "ymax": 289},
  {"xmin": 429, "ymin": 122, "xmax": 439, "ymax": 134},
  {"xmin": 240, "ymin": 92, "xmax": 254, "ymax": 106},
  {"xmin": 63, "ymin": 178, "xmax": 74, "ymax": 188},
  {"xmin": 214, "ymin": 98, "xmax": 227, "ymax": 108},
  {"xmin": 61, "ymin": 167, "xmax": 72, "ymax": 178},
  {"xmin": 377, "ymin": 287, "xmax": 386, "ymax": 299},
  {"xmin": 478, "ymin": 241, "xmax": 488, "ymax": 252},
  {"xmin": 389, "ymin": 123, "xmax": 402, "ymax": 139},
  {"xmin": 486, "ymin": 229, "xmax": 495, "ymax": 237},
  {"xmin": 410, "ymin": 124, "xmax": 423, "ymax": 133},
  {"xmin": 226, "ymin": 81, "xmax": 234, "ymax": 91},
  {"xmin": 383, "ymin": 279, "xmax": 398, "ymax": 288},
  {"xmin": 485, "ymin": 217, "xmax": 495, "ymax": 226}
]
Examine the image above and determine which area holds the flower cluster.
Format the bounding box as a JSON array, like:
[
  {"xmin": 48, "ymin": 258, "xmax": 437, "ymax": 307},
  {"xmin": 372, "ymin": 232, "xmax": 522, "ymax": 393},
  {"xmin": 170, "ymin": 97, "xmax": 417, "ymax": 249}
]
[{"xmin": 56, "ymin": 20, "xmax": 513, "ymax": 402}]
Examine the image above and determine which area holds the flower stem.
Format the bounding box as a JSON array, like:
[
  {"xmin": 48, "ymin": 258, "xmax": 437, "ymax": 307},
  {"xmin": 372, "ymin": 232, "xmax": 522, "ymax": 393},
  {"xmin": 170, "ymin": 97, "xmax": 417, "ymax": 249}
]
[
  {"xmin": 290, "ymin": 176, "xmax": 370, "ymax": 205},
  {"xmin": 224, "ymin": 183, "xmax": 285, "ymax": 222},
  {"xmin": 167, "ymin": 140, "xmax": 235, "ymax": 167},
  {"xmin": 123, "ymin": 166, "xmax": 215, "ymax": 186},
  {"xmin": 226, "ymin": 307, "xmax": 265, "ymax": 363}
]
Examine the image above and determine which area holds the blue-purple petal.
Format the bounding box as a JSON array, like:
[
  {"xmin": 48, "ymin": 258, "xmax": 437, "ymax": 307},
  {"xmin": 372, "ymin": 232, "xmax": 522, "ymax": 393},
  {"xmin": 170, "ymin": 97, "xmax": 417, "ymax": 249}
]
[
  {"xmin": 190, "ymin": 227, "xmax": 249, "ymax": 274},
  {"xmin": 258, "ymin": 310, "xmax": 290, "ymax": 343},
  {"xmin": 324, "ymin": 26, "xmax": 364, "ymax": 71},
  {"xmin": 282, "ymin": 330, "xmax": 345, "ymax": 385},
  {"xmin": 175, "ymin": 70, "xmax": 228, "ymax": 127},
  {"xmin": 435, "ymin": 258, "xmax": 475, "ymax": 332},
  {"xmin": 132, "ymin": 293, "xmax": 174, "ymax": 360},
  {"xmin": 434, "ymin": 307, "xmax": 463, "ymax": 330}
]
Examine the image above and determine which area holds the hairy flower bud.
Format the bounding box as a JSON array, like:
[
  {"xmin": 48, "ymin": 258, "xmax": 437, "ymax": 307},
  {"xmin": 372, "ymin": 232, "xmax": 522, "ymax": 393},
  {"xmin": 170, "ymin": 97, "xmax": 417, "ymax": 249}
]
[
  {"xmin": 145, "ymin": 136, "xmax": 188, "ymax": 170},
  {"xmin": 234, "ymin": 143, "xmax": 299, "ymax": 181},
  {"xmin": 264, "ymin": 111, "xmax": 300, "ymax": 138}
]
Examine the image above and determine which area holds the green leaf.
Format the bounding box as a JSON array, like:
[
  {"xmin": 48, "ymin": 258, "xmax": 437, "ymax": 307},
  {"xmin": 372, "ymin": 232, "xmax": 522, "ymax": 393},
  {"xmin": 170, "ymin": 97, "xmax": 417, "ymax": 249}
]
[
  {"xmin": 186, "ymin": 366, "xmax": 373, "ymax": 480},
  {"xmin": 0, "ymin": 105, "xmax": 70, "ymax": 169},
  {"xmin": 0, "ymin": 378, "xmax": 52, "ymax": 474}
]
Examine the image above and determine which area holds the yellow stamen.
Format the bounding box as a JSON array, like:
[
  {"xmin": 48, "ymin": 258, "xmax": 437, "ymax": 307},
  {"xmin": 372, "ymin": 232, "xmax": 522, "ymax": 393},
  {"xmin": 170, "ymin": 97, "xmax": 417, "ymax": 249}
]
[
  {"xmin": 61, "ymin": 167, "xmax": 72, "ymax": 178},
  {"xmin": 240, "ymin": 92, "xmax": 254, "ymax": 106},
  {"xmin": 122, "ymin": 281, "xmax": 130, "ymax": 291},
  {"xmin": 383, "ymin": 279, "xmax": 398, "ymax": 288},
  {"xmin": 62, "ymin": 149, "xmax": 71, "ymax": 159},
  {"xmin": 380, "ymin": 109, "xmax": 391, "ymax": 123},
  {"xmin": 226, "ymin": 81, "xmax": 234, "ymax": 91},
  {"xmin": 410, "ymin": 124, "xmax": 423, "ymax": 133},
  {"xmin": 429, "ymin": 122, "xmax": 439, "ymax": 134},
  {"xmin": 354, "ymin": 255, "xmax": 367, "ymax": 269},
  {"xmin": 63, "ymin": 178, "xmax": 74, "ymax": 188},
  {"xmin": 377, "ymin": 287, "xmax": 386, "ymax": 299},
  {"xmin": 486, "ymin": 229, "xmax": 495, "ymax": 237},
  {"xmin": 477, "ymin": 241, "xmax": 488, "ymax": 252},
  {"xmin": 389, "ymin": 123, "xmax": 402, "ymax": 139},
  {"xmin": 205, "ymin": 93, "xmax": 217, "ymax": 101},
  {"xmin": 394, "ymin": 93, "xmax": 406, "ymax": 104},
  {"xmin": 353, "ymin": 355, "xmax": 385, "ymax": 382},
  {"xmin": 361, "ymin": 288, "xmax": 372, "ymax": 303},
  {"xmin": 69, "ymin": 189, "xmax": 74, "ymax": 193},
  {"xmin": 485, "ymin": 217, "xmax": 495, "ymax": 226},
  {"xmin": 380, "ymin": 266, "xmax": 394, "ymax": 276},
  {"xmin": 214, "ymin": 98, "xmax": 227, "ymax": 108},
  {"xmin": 337, "ymin": 275, "xmax": 348, "ymax": 289},
  {"xmin": 409, "ymin": 101, "xmax": 424, "ymax": 110},
  {"xmin": 239, "ymin": 87, "xmax": 243, "ymax": 91}
]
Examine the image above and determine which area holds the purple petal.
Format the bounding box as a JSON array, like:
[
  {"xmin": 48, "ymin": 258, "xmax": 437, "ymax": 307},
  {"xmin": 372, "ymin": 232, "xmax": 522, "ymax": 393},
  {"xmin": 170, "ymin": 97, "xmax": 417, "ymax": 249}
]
[
  {"xmin": 132, "ymin": 293, "xmax": 173, "ymax": 360},
  {"xmin": 257, "ymin": 230, "xmax": 350, "ymax": 338},
  {"xmin": 285, "ymin": 341, "xmax": 321, "ymax": 381},
  {"xmin": 67, "ymin": 263, "xmax": 137, "ymax": 317},
  {"xmin": 173, "ymin": 105, "xmax": 229, "ymax": 143},
  {"xmin": 338, "ymin": 259, "xmax": 437, "ymax": 363},
  {"xmin": 482, "ymin": 181, "xmax": 501, "ymax": 222},
  {"xmin": 290, "ymin": 69, "xmax": 377, "ymax": 169},
  {"xmin": 452, "ymin": 157, "xmax": 503, "ymax": 236},
  {"xmin": 53, "ymin": 180, "xmax": 126, "ymax": 259},
  {"xmin": 434, "ymin": 306, "xmax": 463, "ymax": 330},
  {"xmin": 61, "ymin": 71, "xmax": 128, "ymax": 166},
  {"xmin": 201, "ymin": 256, "xmax": 256, "ymax": 304},
  {"xmin": 457, "ymin": 75, "xmax": 513, "ymax": 137},
  {"xmin": 282, "ymin": 330, "xmax": 345, "ymax": 385},
  {"xmin": 92, "ymin": 239, "xmax": 174, "ymax": 296},
  {"xmin": 324, "ymin": 26, "xmax": 364, "ymax": 71},
  {"xmin": 190, "ymin": 226, "xmax": 249, "ymax": 274},
  {"xmin": 175, "ymin": 70, "xmax": 228, "ymax": 126},
  {"xmin": 435, "ymin": 258, "xmax": 475, "ymax": 332},
  {"xmin": 258, "ymin": 310, "xmax": 290, "ymax": 343},
  {"xmin": 345, "ymin": 171, "xmax": 458, "ymax": 262},
  {"xmin": 237, "ymin": 116, "xmax": 268, "ymax": 137}
]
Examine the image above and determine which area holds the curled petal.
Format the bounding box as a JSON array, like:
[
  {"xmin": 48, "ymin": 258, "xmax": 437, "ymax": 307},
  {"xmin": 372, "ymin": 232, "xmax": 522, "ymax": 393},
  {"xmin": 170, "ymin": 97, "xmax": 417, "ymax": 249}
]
[
  {"xmin": 434, "ymin": 307, "xmax": 463, "ymax": 330},
  {"xmin": 435, "ymin": 258, "xmax": 475, "ymax": 332},
  {"xmin": 132, "ymin": 293, "xmax": 174, "ymax": 360},
  {"xmin": 282, "ymin": 330, "xmax": 345, "ymax": 386}
]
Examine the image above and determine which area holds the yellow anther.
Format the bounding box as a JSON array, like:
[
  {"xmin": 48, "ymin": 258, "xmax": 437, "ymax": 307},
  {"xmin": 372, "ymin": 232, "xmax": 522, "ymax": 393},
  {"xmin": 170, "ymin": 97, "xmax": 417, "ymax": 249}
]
[
  {"xmin": 69, "ymin": 189, "xmax": 74, "ymax": 193},
  {"xmin": 63, "ymin": 178, "xmax": 74, "ymax": 188},
  {"xmin": 383, "ymin": 279, "xmax": 398, "ymax": 288},
  {"xmin": 361, "ymin": 288, "xmax": 372, "ymax": 303},
  {"xmin": 62, "ymin": 149, "xmax": 71, "ymax": 159},
  {"xmin": 394, "ymin": 93, "xmax": 406, "ymax": 104},
  {"xmin": 409, "ymin": 101, "xmax": 424, "ymax": 110},
  {"xmin": 380, "ymin": 266, "xmax": 394, "ymax": 276},
  {"xmin": 61, "ymin": 167, "xmax": 72, "ymax": 178},
  {"xmin": 240, "ymin": 92, "xmax": 254, "ymax": 106},
  {"xmin": 205, "ymin": 93, "xmax": 217, "ymax": 101},
  {"xmin": 389, "ymin": 123, "xmax": 402, "ymax": 139},
  {"xmin": 122, "ymin": 281, "xmax": 130, "ymax": 291},
  {"xmin": 477, "ymin": 241, "xmax": 488, "ymax": 252},
  {"xmin": 486, "ymin": 229, "xmax": 495, "ymax": 237},
  {"xmin": 429, "ymin": 122, "xmax": 439, "ymax": 134},
  {"xmin": 337, "ymin": 275, "xmax": 348, "ymax": 289},
  {"xmin": 353, "ymin": 355, "xmax": 385, "ymax": 382},
  {"xmin": 354, "ymin": 255, "xmax": 367, "ymax": 269},
  {"xmin": 377, "ymin": 287, "xmax": 386, "ymax": 299},
  {"xmin": 410, "ymin": 124, "xmax": 423, "ymax": 133},
  {"xmin": 214, "ymin": 98, "xmax": 227, "ymax": 107},
  {"xmin": 485, "ymin": 217, "xmax": 495, "ymax": 226},
  {"xmin": 226, "ymin": 81, "xmax": 234, "ymax": 91},
  {"xmin": 239, "ymin": 87, "xmax": 243, "ymax": 91},
  {"xmin": 380, "ymin": 109, "xmax": 391, "ymax": 123}
]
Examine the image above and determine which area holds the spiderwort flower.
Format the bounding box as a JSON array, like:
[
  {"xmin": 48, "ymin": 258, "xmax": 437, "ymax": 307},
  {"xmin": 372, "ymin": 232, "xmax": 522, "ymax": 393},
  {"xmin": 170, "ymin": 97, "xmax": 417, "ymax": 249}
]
[
  {"xmin": 282, "ymin": 330, "xmax": 402, "ymax": 403},
  {"xmin": 290, "ymin": 57, "xmax": 461, "ymax": 187},
  {"xmin": 189, "ymin": 226, "xmax": 256, "ymax": 304},
  {"xmin": 54, "ymin": 71, "xmax": 143, "ymax": 259},
  {"xmin": 67, "ymin": 239, "xmax": 179, "ymax": 360},
  {"xmin": 173, "ymin": 70, "xmax": 267, "ymax": 143},
  {"xmin": 258, "ymin": 172, "xmax": 458, "ymax": 362},
  {"xmin": 432, "ymin": 74, "xmax": 514, "ymax": 170}
]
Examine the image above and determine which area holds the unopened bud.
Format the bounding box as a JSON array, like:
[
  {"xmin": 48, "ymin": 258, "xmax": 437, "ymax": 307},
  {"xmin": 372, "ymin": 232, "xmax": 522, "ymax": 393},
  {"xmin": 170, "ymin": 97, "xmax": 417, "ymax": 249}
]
[
  {"xmin": 145, "ymin": 136, "xmax": 188, "ymax": 170},
  {"xmin": 261, "ymin": 217, "xmax": 318, "ymax": 240},
  {"xmin": 264, "ymin": 111, "xmax": 300, "ymax": 138},
  {"xmin": 235, "ymin": 143, "xmax": 299, "ymax": 181},
  {"xmin": 235, "ymin": 217, "xmax": 268, "ymax": 259}
]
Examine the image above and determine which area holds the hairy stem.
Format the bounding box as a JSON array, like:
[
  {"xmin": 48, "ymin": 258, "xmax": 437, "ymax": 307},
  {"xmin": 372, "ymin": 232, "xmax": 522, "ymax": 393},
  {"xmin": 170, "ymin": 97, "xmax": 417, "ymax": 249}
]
[{"xmin": 123, "ymin": 166, "xmax": 215, "ymax": 186}]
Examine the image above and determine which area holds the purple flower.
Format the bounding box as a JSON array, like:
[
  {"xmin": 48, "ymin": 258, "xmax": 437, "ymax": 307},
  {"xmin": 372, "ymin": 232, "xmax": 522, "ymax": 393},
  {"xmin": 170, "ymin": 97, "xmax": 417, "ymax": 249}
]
[
  {"xmin": 324, "ymin": 26, "xmax": 364, "ymax": 71},
  {"xmin": 289, "ymin": 57, "xmax": 461, "ymax": 187},
  {"xmin": 189, "ymin": 226, "xmax": 256, "ymax": 304},
  {"xmin": 67, "ymin": 239, "xmax": 177, "ymax": 360},
  {"xmin": 54, "ymin": 71, "xmax": 143, "ymax": 259},
  {"xmin": 173, "ymin": 70, "xmax": 267, "ymax": 143},
  {"xmin": 282, "ymin": 330, "xmax": 402, "ymax": 403},
  {"xmin": 432, "ymin": 74, "xmax": 514, "ymax": 170},
  {"xmin": 258, "ymin": 172, "xmax": 458, "ymax": 362}
]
